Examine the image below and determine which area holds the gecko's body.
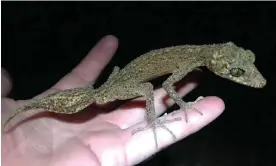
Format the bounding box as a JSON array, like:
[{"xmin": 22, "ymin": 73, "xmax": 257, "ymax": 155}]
[{"xmin": 4, "ymin": 42, "xmax": 266, "ymax": 149}]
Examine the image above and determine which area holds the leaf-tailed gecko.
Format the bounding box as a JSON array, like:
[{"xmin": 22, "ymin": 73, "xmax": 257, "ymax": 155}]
[{"xmin": 3, "ymin": 42, "xmax": 266, "ymax": 149}]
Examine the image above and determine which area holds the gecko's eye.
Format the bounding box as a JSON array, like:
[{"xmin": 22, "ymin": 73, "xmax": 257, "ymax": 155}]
[{"xmin": 230, "ymin": 68, "xmax": 245, "ymax": 77}]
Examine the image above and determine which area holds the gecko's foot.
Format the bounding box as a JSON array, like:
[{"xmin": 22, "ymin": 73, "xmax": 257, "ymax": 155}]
[
  {"xmin": 131, "ymin": 113, "xmax": 182, "ymax": 149},
  {"xmin": 172, "ymin": 96, "xmax": 205, "ymax": 122},
  {"xmin": 131, "ymin": 114, "xmax": 181, "ymax": 136}
]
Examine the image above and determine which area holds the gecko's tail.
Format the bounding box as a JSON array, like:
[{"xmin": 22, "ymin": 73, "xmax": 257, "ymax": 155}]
[
  {"xmin": 3, "ymin": 102, "xmax": 38, "ymax": 129},
  {"xmin": 4, "ymin": 87, "xmax": 97, "ymax": 129}
]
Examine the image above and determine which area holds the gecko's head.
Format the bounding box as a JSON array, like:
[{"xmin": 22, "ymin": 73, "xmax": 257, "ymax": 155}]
[{"xmin": 206, "ymin": 42, "xmax": 266, "ymax": 88}]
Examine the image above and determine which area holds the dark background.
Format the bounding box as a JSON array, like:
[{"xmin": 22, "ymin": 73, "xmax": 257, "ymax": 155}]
[{"xmin": 2, "ymin": 2, "xmax": 275, "ymax": 166}]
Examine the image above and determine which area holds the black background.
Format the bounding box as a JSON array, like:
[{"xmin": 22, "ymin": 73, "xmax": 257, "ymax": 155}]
[{"xmin": 2, "ymin": 2, "xmax": 276, "ymax": 166}]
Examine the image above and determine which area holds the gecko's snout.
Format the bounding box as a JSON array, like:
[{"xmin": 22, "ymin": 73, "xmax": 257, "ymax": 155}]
[
  {"xmin": 252, "ymin": 76, "xmax": 267, "ymax": 88},
  {"xmin": 250, "ymin": 67, "xmax": 267, "ymax": 88},
  {"xmin": 240, "ymin": 71, "xmax": 267, "ymax": 88}
]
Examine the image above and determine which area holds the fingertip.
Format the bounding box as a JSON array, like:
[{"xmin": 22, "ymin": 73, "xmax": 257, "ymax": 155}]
[
  {"xmin": 176, "ymin": 96, "xmax": 225, "ymax": 136},
  {"xmin": 182, "ymin": 96, "xmax": 225, "ymax": 127},
  {"xmin": 199, "ymin": 96, "xmax": 225, "ymax": 114},
  {"xmin": 101, "ymin": 35, "xmax": 119, "ymax": 49}
]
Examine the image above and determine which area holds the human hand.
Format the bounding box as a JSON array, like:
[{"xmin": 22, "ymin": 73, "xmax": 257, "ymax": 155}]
[{"xmin": 1, "ymin": 35, "xmax": 225, "ymax": 166}]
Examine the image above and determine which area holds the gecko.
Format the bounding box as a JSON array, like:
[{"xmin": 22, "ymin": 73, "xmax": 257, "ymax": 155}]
[{"xmin": 3, "ymin": 41, "xmax": 266, "ymax": 150}]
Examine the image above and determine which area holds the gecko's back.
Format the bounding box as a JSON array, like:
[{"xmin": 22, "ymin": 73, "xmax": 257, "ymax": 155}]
[{"xmin": 111, "ymin": 44, "xmax": 208, "ymax": 84}]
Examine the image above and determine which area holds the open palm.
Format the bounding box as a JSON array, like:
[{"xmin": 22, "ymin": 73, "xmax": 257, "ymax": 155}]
[{"xmin": 2, "ymin": 35, "xmax": 224, "ymax": 166}]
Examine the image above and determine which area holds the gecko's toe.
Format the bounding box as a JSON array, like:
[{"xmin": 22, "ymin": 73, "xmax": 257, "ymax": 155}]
[
  {"xmin": 132, "ymin": 114, "xmax": 181, "ymax": 149},
  {"xmin": 172, "ymin": 96, "xmax": 205, "ymax": 122}
]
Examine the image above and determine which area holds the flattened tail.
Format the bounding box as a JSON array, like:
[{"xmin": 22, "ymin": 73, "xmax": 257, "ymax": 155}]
[{"xmin": 3, "ymin": 103, "xmax": 38, "ymax": 129}]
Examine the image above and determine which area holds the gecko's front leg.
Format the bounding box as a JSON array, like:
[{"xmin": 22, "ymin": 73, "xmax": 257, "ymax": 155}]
[
  {"xmin": 126, "ymin": 83, "xmax": 181, "ymax": 149},
  {"xmin": 162, "ymin": 68, "xmax": 204, "ymax": 122}
]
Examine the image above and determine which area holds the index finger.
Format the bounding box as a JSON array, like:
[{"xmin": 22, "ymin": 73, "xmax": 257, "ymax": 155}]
[{"xmin": 53, "ymin": 35, "xmax": 118, "ymax": 90}]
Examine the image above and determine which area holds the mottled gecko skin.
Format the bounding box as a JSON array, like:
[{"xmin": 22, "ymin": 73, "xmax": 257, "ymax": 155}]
[{"xmin": 3, "ymin": 42, "xmax": 266, "ymax": 150}]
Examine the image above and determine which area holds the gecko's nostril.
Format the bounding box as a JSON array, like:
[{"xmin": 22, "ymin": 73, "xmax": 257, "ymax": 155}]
[{"xmin": 260, "ymin": 79, "xmax": 267, "ymax": 87}]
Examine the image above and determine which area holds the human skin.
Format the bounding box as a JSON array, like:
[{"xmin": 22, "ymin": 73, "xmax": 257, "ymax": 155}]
[{"xmin": 1, "ymin": 35, "xmax": 224, "ymax": 166}]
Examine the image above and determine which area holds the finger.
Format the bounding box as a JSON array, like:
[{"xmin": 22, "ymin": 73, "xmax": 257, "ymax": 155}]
[
  {"xmin": 125, "ymin": 96, "xmax": 225, "ymax": 165},
  {"xmin": 1, "ymin": 68, "xmax": 12, "ymax": 97},
  {"xmin": 100, "ymin": 74, "xmax": 200, "ymax": 128},
  {"xmin": 53, "ymin": 35, "xmax": 118, "ymax": 90}
]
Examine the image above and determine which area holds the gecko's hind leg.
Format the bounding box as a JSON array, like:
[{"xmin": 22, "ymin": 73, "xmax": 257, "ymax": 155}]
[{"xmin": 162, "ymin": 69, "xmax": 204, "ymax": 123}]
